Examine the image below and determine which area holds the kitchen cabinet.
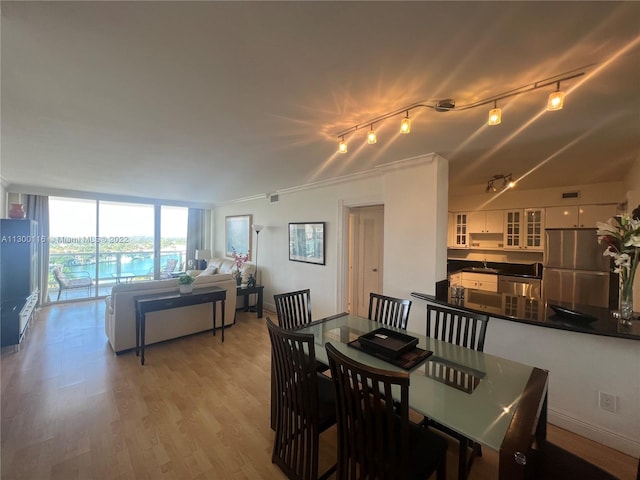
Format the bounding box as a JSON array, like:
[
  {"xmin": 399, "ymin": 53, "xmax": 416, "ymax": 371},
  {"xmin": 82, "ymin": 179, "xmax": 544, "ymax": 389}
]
[
  {"xmin": 545, "ymin": 204, "xmax": 617, "ymax": 229},
  {"xmin": 449, "ymin": 272, "xmax": 462, "ymax": 286},
  {"xmin": 464, "ymin": 289, "xmax": 503, "ymax": 315},
  {"xmin": 468, "ymin": 210, "xmax": 503, "ymax": 233},
  {"xmin": 504, "ymin": 208, "xmax": 544, "ymax": 251},
  {"xmin": 460, "ymin": 272, "xmax": 498, "ymax": 292},
  {"xmin": 450, "ymin": 212, "xmax": 469, "ymax": 248}
]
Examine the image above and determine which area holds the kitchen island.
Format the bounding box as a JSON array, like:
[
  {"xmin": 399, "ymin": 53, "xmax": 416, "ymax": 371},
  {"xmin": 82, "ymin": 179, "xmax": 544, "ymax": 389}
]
[{"xmin": 411, "ymin": 290, "xmax": 639, "ymax": 341}]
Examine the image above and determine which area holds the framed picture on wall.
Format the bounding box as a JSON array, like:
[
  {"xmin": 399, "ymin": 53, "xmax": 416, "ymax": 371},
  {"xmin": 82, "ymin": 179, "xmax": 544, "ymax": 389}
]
[
  {"xmin": 288, "ymin": 222, "xmax": 325, "ymax": 265},
  {"xmin": 225, "ymin": 214, "xmax": 252, "ymax": 259}
]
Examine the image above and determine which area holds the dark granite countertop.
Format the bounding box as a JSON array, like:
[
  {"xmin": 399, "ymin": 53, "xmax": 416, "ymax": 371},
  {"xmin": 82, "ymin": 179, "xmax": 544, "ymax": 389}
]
[
  {"xmin": 411, "ymin": 290, "xmax": 640, "ymax": 341},
  {"xmin": 447, "ymin": 259, "xmax": 543, "ymax": 279}
]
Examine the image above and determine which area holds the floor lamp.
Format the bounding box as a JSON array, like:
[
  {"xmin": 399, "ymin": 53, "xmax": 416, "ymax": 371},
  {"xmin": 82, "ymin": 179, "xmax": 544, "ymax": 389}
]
[{"xmin": 252, "ymin": 224, "xmax": 264, "ymax": 284}]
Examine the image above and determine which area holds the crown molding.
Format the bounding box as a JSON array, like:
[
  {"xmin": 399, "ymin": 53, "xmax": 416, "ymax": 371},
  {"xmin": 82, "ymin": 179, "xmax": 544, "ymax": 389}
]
[{"xmin": 215, "ymin": 152, "xmax": 442, "ymax": 206}]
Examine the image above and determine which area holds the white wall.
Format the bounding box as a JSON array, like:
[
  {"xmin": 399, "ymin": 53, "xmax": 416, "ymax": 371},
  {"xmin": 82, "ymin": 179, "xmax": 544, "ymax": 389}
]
[{"xmin": 212, "ymin": 154, "xmax": 448, "ymax": 324}]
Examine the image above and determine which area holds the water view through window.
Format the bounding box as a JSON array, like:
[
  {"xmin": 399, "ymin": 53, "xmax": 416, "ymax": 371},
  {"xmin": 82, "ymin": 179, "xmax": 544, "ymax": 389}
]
[{"xmin": 49, "ymin": 197, "xmax": 188, "ymax": 301}]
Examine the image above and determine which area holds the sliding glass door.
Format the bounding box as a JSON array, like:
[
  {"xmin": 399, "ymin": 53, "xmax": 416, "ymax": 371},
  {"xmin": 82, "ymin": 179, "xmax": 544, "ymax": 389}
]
[{"xmin": 48, "ymin": 197, "xmax": 189, "ymax": 302}]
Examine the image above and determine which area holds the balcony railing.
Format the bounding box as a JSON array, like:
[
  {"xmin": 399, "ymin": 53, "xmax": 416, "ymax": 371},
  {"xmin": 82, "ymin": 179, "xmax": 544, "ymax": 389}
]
[{"xmin": 48, "ymin": 250, "xmax": 186, "ymax": 302}]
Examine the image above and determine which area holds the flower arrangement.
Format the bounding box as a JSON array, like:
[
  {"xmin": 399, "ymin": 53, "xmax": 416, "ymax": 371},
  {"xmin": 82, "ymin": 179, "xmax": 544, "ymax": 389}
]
[
  {"xmin": 596, "ymin": 206, "xmax": 640, "ymax": 321},
  {"xmin": 231, "ymin": 247, "xmax": 249, "ymax": 281}
]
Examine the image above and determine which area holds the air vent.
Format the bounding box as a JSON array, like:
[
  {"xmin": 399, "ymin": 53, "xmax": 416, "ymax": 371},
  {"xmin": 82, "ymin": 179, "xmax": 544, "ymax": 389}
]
[
  {"xmin": 562, "ymin": 191, "xmax": 580, "ymax": 199},
  {"xmin": 270, "ymin": 194, "xmax": 279, "ymax": 203}
]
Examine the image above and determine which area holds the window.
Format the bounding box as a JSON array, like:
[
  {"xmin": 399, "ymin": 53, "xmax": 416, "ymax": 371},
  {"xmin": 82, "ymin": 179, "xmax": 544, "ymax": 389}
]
[{"xmin": 48, "ymin": 197, "xmax": 189, "ymax": 302}]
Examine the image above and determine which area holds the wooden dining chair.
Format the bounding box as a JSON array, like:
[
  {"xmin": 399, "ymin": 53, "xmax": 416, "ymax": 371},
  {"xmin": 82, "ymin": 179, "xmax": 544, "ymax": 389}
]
[
  {"xmin": 368, "ymin": 292, "xmax": 412, "ymax": 330},
  {"xmin": 424, "ymin": 304, "xmax": 490, "ymax": 480},
  {"xmin": 326, "ymin": 342, "xmax": 447, "ymax": 480},
  {"xmin": 266, "ymin": 318, "xmax": 337, "ymax": 480},
  {"xmin": 274, "ymin": 288, "xmax": 313, "ymax": 329},
  {"xmin": 272, "ymin": 289, "xmax": 328, "ymax": 428}
]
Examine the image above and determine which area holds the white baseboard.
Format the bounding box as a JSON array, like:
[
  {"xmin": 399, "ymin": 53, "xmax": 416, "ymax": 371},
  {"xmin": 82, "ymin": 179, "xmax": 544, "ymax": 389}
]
[{"xmin": 549, "ymin": 408, "xmax": 640, "ymax": 458}]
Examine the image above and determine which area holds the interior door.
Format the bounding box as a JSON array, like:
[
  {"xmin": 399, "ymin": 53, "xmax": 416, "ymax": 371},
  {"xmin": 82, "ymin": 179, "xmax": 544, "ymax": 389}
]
[{"xmin": 350, "ymin": 205, "xmax": 384, "ymax": 317}]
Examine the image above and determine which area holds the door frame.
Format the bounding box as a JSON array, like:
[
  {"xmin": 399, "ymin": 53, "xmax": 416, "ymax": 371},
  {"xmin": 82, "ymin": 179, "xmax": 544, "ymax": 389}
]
[{"xmin": 336, "ymin": 196, "xmax": 384, "ymax": 313}]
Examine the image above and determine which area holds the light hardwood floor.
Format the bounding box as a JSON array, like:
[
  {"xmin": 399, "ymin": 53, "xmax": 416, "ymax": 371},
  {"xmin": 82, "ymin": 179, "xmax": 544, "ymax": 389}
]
[{"xmin": 1, "ymin": 300, "xmax": 637, "ymax": 479}]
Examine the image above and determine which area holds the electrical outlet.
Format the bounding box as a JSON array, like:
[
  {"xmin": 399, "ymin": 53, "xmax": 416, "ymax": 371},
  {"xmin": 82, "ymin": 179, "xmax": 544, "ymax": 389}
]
[{"xmin": 599, "ymin": 392, "xmax": 617, "ymax": 413}]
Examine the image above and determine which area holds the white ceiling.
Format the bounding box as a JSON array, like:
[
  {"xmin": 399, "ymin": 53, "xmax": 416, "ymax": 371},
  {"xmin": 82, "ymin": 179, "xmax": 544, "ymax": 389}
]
[{"xmin": 2, "ymin": 1, "xmax": 639, "ymax": 205}]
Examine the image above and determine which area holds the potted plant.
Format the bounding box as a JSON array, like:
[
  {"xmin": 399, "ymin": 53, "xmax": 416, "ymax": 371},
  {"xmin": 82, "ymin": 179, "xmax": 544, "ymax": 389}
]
[{"xmin": 177, "ymin": 274, "xmax": 195, "ymax": 293}]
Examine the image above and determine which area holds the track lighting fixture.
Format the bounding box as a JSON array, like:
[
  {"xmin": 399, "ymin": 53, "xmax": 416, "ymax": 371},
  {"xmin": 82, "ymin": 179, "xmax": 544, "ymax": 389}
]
[
  {"xmin": 488, "ymin": 101, "xmax": 502, "ymax": 126},
  {"xmin": 367, "ymin": 125, "xmax": 377, "ymax": 144},
  {"xmin": 400, "ymin": 112, "xmax": 411, "ymax": 134},
  {"xmin": 486, "ymin": 173, "xmax": 515, "ymax": 193},
  {"xmin": 338, "ymin": 136, "xmax": 347, "ymax": 153},
  {"xmin": 547, "ymin": 81, "xmax": 565, "ymax": 111},
  {"xmin": 335, "ymin": 65, "xmax": 590, "ymax": 153}
]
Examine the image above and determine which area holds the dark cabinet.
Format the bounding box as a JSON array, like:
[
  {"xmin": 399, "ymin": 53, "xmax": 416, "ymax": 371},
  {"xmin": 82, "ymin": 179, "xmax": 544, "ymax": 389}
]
[{"xmin": 1, "ymin": 219, "xmax": 39, "ymax": 347}]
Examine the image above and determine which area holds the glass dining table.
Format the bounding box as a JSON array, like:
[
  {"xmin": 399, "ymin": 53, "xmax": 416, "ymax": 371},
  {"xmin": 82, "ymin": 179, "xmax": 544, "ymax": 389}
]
[{"xmin": 296, "ymin": 313, "xmax": 549, "ymax": 480}]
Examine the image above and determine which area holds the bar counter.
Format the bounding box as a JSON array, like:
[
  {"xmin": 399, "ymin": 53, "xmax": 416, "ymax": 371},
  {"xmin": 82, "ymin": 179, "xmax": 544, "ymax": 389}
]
[{"xmin": 411, "ymin": 290, "xmax": 640, "ymax": 341}]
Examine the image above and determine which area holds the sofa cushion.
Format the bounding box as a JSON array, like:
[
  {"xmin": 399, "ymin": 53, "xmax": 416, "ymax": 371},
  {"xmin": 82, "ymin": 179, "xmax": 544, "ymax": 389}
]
[{"xmin": 198, "ymin": 265, "xmax": 218, "ymax": 276}]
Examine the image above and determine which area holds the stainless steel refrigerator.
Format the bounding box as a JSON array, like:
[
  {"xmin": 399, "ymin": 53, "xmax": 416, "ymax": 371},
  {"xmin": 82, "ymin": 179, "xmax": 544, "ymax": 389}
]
[{"xmin": 543, "ymin": 228, "xmax": 612, "ymax": 308}]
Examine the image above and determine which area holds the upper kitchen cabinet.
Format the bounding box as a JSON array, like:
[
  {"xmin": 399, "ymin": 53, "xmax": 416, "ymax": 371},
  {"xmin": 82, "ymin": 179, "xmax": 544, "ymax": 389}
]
[
  {"xmin": 545, "ymin": 204, "xmax": 618, "ymax": 229},
  {"xmin": 504, "ymin": 208, "xmax": 545, "ymax": 251},
  {"xmin": 468, "ymin": 210, "xmax": 504, "ymax": 234},
  {"xmin": 449, "ymin": 212, "xmax": 469, "ymax": 248}
]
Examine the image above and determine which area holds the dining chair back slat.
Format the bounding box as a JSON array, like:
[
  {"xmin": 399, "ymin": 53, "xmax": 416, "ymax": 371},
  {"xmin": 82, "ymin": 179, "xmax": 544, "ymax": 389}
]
[
  {"xmin": 275, "ymin": 289, "xmax": 312, "ymax": 329},
  {"xmin": 267, "ymin": 318, "xmax": 336, "ymax": 480},
  {"xmin": 326, "ymin": 342, "xmax": 447, "ymax": 480},
  {"xmin": 368, "ymin": 293, "xmax": 412, "ymax": 330}
]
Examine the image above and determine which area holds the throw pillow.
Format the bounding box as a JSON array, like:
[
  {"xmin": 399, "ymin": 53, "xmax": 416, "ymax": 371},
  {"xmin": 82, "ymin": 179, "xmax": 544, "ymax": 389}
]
[{"xmin": 199, "ymin": 265, "xmax": 218, "ymax": 276}]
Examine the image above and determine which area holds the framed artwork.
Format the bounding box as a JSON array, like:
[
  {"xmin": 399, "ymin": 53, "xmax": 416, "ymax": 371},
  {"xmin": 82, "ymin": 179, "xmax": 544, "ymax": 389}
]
[
  {"xmin": 289, "ymin": 222, "xmax": 325, "ymax": 265},
  {"xmin": 225, "ymin": 214, "xmax": 252, "ymax": 259}
]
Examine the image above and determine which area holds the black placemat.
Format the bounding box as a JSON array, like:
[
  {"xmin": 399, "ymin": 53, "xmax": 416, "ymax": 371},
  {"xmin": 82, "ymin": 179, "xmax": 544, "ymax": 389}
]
[{"xmin": 348, "ymin": 339, "xmax": 433, "ymax": 370}]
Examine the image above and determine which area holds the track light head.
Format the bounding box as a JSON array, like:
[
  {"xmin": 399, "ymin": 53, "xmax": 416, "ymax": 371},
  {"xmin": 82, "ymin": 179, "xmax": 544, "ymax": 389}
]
[
  {"xmin": 488, "ymin": 101, "xmax": 502, "ymax": 125},
  {"xmin": 338, "ymin": 136, "xmax": 347, "ymax": 153},
  {"xmin": 400, "ymin": 112, "xmax": 411, "ymax": 134},
  {"xmin": 547, "ymin": 81, "xmax": 565, "ymax": 111},
  {"xmin": 367, "ymin": 126, "xmax": 377, "ymax": 144}
]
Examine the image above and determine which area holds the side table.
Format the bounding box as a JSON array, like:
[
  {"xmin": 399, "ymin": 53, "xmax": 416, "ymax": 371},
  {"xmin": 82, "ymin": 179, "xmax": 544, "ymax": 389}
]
[{"xmin": 236, "ymin": 284, "xmax": 264, "ymax": 318}]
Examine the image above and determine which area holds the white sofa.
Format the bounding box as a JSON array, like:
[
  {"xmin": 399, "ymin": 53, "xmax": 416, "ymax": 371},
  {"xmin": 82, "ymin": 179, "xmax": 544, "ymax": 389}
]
[
  {"xmin": 105, "ymin": 263, "xmax": 252, "ymax": 354},
  {"xmin": 189, "ymin": 256, "xmax": 256, "ymax": 284}
]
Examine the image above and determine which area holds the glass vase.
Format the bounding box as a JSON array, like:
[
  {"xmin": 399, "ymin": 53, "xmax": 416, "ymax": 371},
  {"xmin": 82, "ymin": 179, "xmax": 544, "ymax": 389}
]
[{"xmin": 619, "ymin": 280, "xmax": 634, "ymax": 324}]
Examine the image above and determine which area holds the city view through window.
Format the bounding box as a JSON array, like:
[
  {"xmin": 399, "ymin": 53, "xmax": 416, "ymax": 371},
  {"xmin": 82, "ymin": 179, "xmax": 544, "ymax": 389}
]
[{"xmin": 48, "ymin": 197, "xmax": 188, "ymax": 301}]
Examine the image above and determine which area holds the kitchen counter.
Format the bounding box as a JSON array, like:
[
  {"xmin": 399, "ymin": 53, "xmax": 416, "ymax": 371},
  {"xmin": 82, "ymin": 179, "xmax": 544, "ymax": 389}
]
[
  {"xmin": 448, "ymin": 259, "xmax": 542, "ymax": 279},
  {"xmin": 411, "ymin": 290, "xmax": 640, "ymax": 341}
]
